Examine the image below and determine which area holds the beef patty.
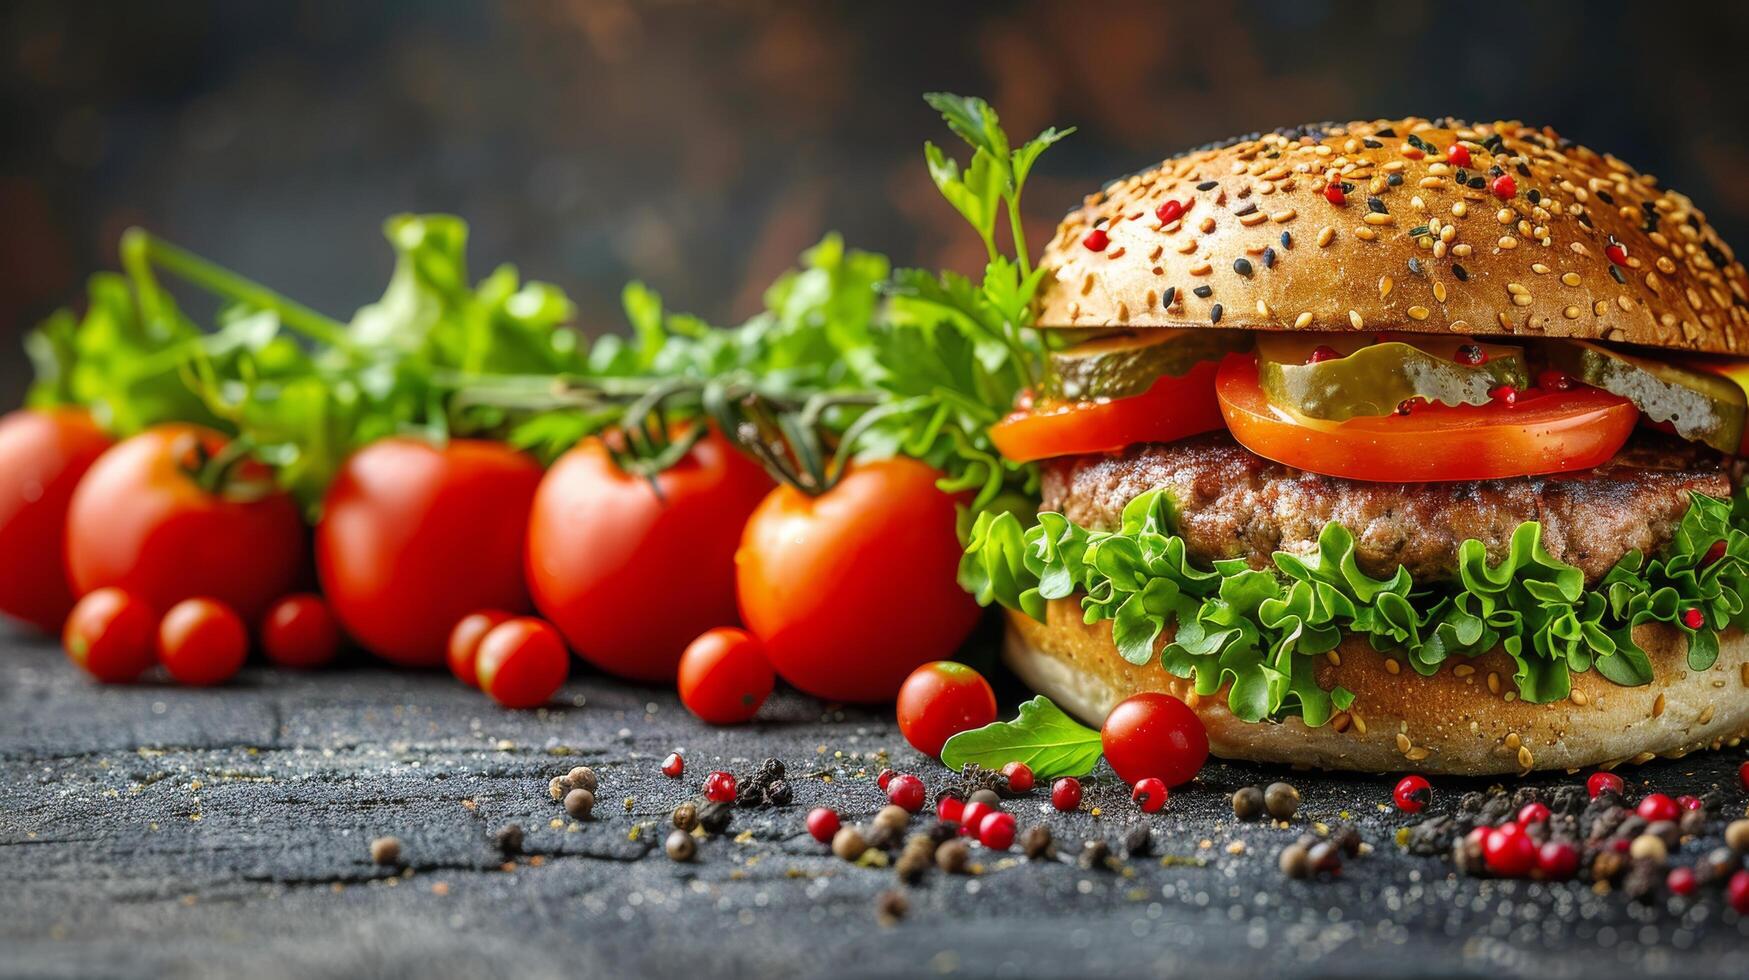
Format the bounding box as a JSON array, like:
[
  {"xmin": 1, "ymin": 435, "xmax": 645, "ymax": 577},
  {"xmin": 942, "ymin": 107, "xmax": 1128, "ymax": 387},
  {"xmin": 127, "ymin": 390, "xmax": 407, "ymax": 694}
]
[{"xmin": 1039, "ymin": 432, "xmax": 1734, "ymax": 584}]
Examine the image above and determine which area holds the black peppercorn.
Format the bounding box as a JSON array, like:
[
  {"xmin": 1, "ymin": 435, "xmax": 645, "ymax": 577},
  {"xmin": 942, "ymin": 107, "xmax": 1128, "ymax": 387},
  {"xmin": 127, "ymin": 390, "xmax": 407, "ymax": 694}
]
[
  {"xmin": 493, "ymin": 823, "xmax": 524, "ymax": 857},
  {"xmin": 1328, "ymin": 824, "xmax": 1362, "ymax": 857},
  {"xmin": 865, "ymin": 823, "xmax": 900, "ymax": 852},
  {"xmin": 1124, "ymin": 824, "xmax": 1153, "ymax": 858},
  {"xmin": 936, "ymin": 839, "xmax": 970, "ymax": 873},
  {"xmin": 564, "ymin": 788, "xmax": 595, "ymax": 820},
  {"xmin": 697, "ymin": 801, "xmax": 733, "ymax": 836},
  {"xmin": 1232, "ymin": 787, "xmax": 1265, "ymax": 821},
  {"xmin": 1679, "ymin": 809, "xmax": 1707, "ymax": 838},
  {"xmin": 566, "ymin": 766, "xmax": 598, "ymax": 794},
  {"xmin": 876, "ymin": 889, "xmax": 908, "ymax": 926},
  {"xmin": 756, "ymin": 758, "xmax": 785, "ymax": 782},
  {"xmin": 370, "ymin": 836, "xmax": 402, "ymax": 867},
  {"xmin": 1264, "ymin": 782, "xmax": 1300, "ymax": 820},
  {"xmin": 968, "ymin": 789, "xmax": 1001, "ymax": 808},
  {"xmin": 927, "ymin": 821, "xmax": 958, "ymax": 845},
  {"xmin": 1079, "ymin": 839, "xmax": 1112, "ymax": 870},
  {"xmin": 895, "ymin": 848, "xmax": 931, "ymax": 884},
  {"xmin": 1022, "ymin": 825, "xmax": 1054, "ymax": 860},
  {"xmin": 763, "ymin": 779, "xmax": 793, "ymax": 807}
]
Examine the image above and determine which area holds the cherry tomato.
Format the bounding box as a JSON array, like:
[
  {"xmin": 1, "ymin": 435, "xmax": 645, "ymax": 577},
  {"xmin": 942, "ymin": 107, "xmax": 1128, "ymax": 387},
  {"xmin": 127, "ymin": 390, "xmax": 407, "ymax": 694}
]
[
  {"xmin": 527, "ymin": 430, "xmax": 771, "ymax": 683},
  {"xmin": 1099, "ymin": 692, "xmax": 1209, "ymax": 788},
  {"xmin": 736, "ymin": 458, "xmax": 980, "ymax": 703},
  {"xmin": 0, "ymin": 408, "xmax": 111, "ymax": 631},
  {"xmin": 66, "ymin": 423, "xmax": 306, "ymax": 626},
  {"xmin": 260, "ymin": 594, "xmax": 340, "ymax": 669},
  {"xmin": 474, "ymin": 617, "xmax": 568, "ymax": 709},
  {"xmin": 677, "ymin": 626, "xmax": 774, "ymax": 725},
  {"xmin": 318, "ymin": 438, "xmax": 541, "ymax": 667},
  {"xmin": 1215, "ymin": 353, "xmax": 1639, "ymax": 482},
  {"xmin": 447, "ymin": 610, "xmax": 513, "ymax": 688},
  {"xmin": 989, "ymin": 359, "xmax": 1226, "ymax": 463},
  {"xmin": 62, "ymin": 587, "xmax": 156, "ymax": 683},
  {"xmin": 895, "ymin": 661, "xmax": 998, "ymax": 758},
  {"xmin": 158, "ymin": 597, "xmax": 248, "ymax": 686}
]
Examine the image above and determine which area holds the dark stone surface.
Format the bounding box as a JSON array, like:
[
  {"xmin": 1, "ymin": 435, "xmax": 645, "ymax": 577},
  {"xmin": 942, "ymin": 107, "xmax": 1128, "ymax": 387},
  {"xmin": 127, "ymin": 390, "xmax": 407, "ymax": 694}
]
[{"xmin": 2, "ymin": 621, "xmax": 1746, "ymax": 980}]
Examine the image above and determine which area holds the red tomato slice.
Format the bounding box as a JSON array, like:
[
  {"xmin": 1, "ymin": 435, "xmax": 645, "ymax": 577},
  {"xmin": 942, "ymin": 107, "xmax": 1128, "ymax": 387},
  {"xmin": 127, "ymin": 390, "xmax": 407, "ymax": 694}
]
[
  {"xmin": 988, "ymin": 358, "xmax": 1225, "ymax": 462},
  {"xmin": 1214, "ymin": 353, "xmax": 1639, "ymax": 482}
]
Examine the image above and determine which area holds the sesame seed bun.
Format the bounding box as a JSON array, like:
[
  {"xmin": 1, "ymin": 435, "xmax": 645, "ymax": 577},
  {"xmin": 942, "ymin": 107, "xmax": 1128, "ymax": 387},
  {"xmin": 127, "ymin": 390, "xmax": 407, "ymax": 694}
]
[
  {"xmin": 1038, "ymin": 118, "xmax": 1749, "ymax": 353},
  {"xmin": 1004, "ymin": 601, "xmax": 1749, "ymax": 775}
]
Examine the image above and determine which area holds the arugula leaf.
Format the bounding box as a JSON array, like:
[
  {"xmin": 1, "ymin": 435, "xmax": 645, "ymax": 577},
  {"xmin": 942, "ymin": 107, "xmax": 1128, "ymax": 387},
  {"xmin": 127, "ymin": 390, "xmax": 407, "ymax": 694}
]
[{"xmin": 939, "ymin": 695, "xmax": 1103, "ymax": 778}]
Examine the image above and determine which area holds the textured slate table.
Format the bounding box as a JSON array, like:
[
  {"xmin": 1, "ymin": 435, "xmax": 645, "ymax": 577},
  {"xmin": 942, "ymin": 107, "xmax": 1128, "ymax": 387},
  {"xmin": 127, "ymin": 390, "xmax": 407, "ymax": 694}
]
[{"xmin": 2, "ymin": 619, "xmax": 1745, "ymax": 980}]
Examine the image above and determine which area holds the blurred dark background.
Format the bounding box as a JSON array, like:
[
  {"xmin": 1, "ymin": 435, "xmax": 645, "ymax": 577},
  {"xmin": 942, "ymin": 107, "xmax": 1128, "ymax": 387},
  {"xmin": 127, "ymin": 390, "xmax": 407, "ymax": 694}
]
[{"xmin": 6, "ymin": 0, "xmax": 1749, "ymax": 405}]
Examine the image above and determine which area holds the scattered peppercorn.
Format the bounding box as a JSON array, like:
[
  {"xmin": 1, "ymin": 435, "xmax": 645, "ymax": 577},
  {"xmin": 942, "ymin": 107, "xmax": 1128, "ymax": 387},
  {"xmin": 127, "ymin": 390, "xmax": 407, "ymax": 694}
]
[
  {"xmin": 1726, "ymin": 819, "xmax": 1749, "ymax": 853},
  {"xmin": 865, "ymin": 822, "xmax": 901, "ymax": 852},
  {"xmin": 1307, "ymin": 841, "xmax": 1342, "ymax": 875},
  {"xmin": 564, "ymin": 788, "xmax": 595, "ymax": 820},
  {"xmin": 1629, "ymin": 833, "xmax": 1668, "ymax": 862},
  {"xmin": 806, "ymin": 807, "xmax": 840, "ymax": 844},
  {"xmin": 1079, "ymin": 839, "xmax": 1112, "ymax": 870},
  {"xmin": 1264, "ymin": 782, "xmax": 1300, "ymax": 820},
  {"xmin": 967, "ymin": 788, "xmax": 1001, "ymax": 808},
  {"xmin": 1232, "ymin": 786, "xmax": 1265, "ymax": 821},
  {"xmin": 548, "ymin": 777, "xmax": 567, "ymax": 801},
  {"xmin": 1022, "ymin": 825, "xmax": 1054, "ymax": 860},
  {"xmin": 1124, "ymin": 824, "xmax": 1153, "ymax": 858},
  {"xmin": 493, "ymin": 823, "xmax": 524, "ymax": 857},
  {"xmin": 1278, "ymin": 844, "xmax": 1311, "ymax": 879},
  {"xmin": 673, "ymin": 803, "xmax": 699, "ymax": 832},
  {"xmin": 566, "ymin": 766, "xmax": 598, "ymax": 794},
  {"xmin": 764, "ymin": 779, "xmax": 793, "ymax": 807},
  {"xmin": 832, "ymin": 827, "xmax": 868, "ymax": 861},
  {"xmin": 664, "ymin": 829, "xmax": 696, "ymax": 862},
  {"xmin": 1051, "ymin": 777, "xmax": 1082, "ymax": 812},
  {"xmin": 1000, "ymin": 762, "xmax": 1035, "ymax": 794},
  {"xmin": 697, "ymin": 801, "xmax": 733, "ymax": 836},
  {"xmin": 1131, "ymin": 777, "xmax": 1168, "ymax": 814},
  {"xmin": 936, "ymin": 839, "xmax": 970, "ymax": 874},
  {"xmin": 874, "ymin": 805, "xmax": 911, "ymax": 833},
  {"xmin": 370, "ymin": 836, "xmax": 402, "ymax": 867}
]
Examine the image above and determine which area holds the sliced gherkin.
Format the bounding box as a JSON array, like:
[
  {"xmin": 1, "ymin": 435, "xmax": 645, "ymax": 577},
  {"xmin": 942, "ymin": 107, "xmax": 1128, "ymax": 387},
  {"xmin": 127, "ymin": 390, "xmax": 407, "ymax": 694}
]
[
  {"xmin": 1545, "ymin": 340, "xmax": 1745, "ymax": 454},
  {"xmin": 1048, "ymin": 329, "xmax": 1250, "ymax": 401},
  {"xmin": 1256, "ymin": 333, "xmax": 1529, "ymax": 421}
]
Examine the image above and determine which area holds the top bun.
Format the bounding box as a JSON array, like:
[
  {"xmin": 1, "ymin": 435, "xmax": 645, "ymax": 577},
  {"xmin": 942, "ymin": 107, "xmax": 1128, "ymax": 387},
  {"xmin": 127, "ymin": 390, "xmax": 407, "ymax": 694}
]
[{"xmin": 1038, "ymin": 118, "xmax": 1749, "ymax": 353}]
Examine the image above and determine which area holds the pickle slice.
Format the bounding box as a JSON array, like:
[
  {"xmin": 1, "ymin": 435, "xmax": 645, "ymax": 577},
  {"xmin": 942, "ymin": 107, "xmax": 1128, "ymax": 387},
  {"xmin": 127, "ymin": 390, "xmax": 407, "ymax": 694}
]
[
  {"xmin": 1257, "ymin": 333, "xmax": 1529, "ymax": 421},
  {"xmin": 1545, "ymin": 340, "xmax": 1745, "ymax": 454},
  {"xmin": 1048, "ymin": 329, "xmax": 1250, "ymax": 401}
]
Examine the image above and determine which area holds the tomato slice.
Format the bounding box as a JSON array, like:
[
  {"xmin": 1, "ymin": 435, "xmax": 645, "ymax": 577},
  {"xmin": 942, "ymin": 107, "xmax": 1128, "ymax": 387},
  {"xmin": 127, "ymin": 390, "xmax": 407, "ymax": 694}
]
[
  {"xmin": 989, "ymin": 358, "xmax": 1226, "ymax": 463},
  {"xmin": 1215, "ymin": 353, "xmax": 1639, "ymax": 482}
]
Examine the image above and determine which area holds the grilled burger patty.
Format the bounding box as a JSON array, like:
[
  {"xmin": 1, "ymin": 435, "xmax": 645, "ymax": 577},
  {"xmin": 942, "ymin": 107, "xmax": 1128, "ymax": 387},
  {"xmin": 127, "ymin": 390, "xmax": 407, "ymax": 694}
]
[{"xmin": 1038, "ymin": 432, "xmax": 1734, "ymax": 585}]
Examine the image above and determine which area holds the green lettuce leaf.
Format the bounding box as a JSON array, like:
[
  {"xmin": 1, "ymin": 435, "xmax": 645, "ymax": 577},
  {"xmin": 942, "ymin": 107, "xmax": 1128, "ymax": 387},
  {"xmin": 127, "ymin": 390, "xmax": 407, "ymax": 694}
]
[{"xmin": 939, "ymin": 696, "xmax": 1103, "ymax": 778}]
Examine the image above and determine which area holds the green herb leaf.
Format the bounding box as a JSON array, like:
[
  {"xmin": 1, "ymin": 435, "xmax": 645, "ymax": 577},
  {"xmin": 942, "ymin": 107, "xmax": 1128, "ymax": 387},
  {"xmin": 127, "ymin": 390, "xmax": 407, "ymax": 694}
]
[{"xmin": 939, "ymin": 695, "xmax": 1103, "ymax": 778}]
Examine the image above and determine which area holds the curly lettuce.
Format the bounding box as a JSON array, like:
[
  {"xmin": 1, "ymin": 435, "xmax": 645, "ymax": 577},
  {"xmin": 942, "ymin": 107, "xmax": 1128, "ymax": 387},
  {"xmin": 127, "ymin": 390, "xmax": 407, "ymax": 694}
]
[{"xmin": 960, "ymin": 488, "xmax": 1749, "ymax": 724}]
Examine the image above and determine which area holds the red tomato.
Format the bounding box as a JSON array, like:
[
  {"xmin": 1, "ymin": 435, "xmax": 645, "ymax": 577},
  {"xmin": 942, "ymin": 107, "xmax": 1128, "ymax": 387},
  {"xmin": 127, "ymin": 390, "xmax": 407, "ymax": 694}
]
[
  {"xmin": 735, "ymin": 457, "xmax": 981, "ymax": 703},
  {"xmin": 317, "ymin": 438, "xmax": 541, "ymax": 667},
  {"xmin": 475, "ymin": 617, "xmax": 568, "ymax": 709},
  {"xmin": 895, "ymin": 661, "xmax": 998, "ymax": 757},
  {"xmin": 677, "ymin": 626, "xmax": 774, "ymax": 725},
  {"xmin": 1215, "ymin": 353, "xmax": 1639, "ymax": 482},
  {"xmin": 527, "ymin": 430, "xmax": 771, "ymax": 683},
  {"xmin": 447, "ymin": 610, "xmax": 513, "ymax": 688},
  {"xmin": 158, "ymin": 597, "xmax": 248, "ymax": 686},
  {"xmin": 0, "ymin": 408, "xmax": 112, "ymax": 631},
  {"xmin": 988, "ymin": 359, "xmax": 1226, "ymax": 463},
  {"xmin": 1100, "ymin": 692, "xmax": 1209, "ymax": 788},
  {"xmin": 62, "ymin": 587, "xmax": 156, "ymax": 683},
  {"xmin": 65, "ymin": 424, "xmax": 306, "ymax": 626},
  {"xmin": 260, "ymin": 594, "xmax": 340, "ymax": 669}
]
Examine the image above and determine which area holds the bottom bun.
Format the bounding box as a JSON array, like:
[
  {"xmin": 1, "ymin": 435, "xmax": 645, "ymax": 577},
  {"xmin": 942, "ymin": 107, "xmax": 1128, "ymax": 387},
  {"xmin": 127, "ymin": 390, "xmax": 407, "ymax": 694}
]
[{"xmin": 1004, "ymin": 600, "xmax": 1749, "ymax": 775}]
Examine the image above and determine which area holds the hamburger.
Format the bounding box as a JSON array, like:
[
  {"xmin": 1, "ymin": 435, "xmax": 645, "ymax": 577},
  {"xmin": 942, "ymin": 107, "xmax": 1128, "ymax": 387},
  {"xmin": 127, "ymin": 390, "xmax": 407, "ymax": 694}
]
[{"xmin": 962, "ymin": 117, "xmax": 1749, "ymax": 774}]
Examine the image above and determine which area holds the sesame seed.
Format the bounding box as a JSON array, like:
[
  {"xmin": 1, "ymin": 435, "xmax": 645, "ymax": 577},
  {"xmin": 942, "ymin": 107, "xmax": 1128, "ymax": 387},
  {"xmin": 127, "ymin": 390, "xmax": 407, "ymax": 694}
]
[
  {"xmin": 1498, "ymin": 236, "xmax": 1518, "ymax": 249},
  {"xmin": 1561, "ymin": 272, "xmax": 1582, "ymax": 286},
  {"xmin": 1517, "ymin": 746, "xmax": 1534, "ymax": 769},
  {"xmin": 1408, "ymin": 306, "xmax": 1430, "ymax": 320},
  {"xmin": 1210, "ymin": 304, "xmax": 1223, "ymax": 324},
  {"xmin": 1193, "ymin": 285, "xmax": 1213, "ymax": 298},
  {"xmin": 1317, "ymin": 226, "xmax": 1335, "ymax": 247},
  {"xmin": 1433, "ymin": 281, "xmax": 1448, "ymax": 303},
  {"xmin": 1196, "ymin": 180, "xmax": 1218, "ymax": 191},
  {"xmin": 1531, "ymin": 263, "xmax": 1550, "ymax": 275},
  {"xmin": 1563, "ymin": 305, "xmax": 1581, "ymax": 319},
  {"xmin": 1507, "ymin": 282, "xmax": 1529, "ymax": 295},
  {"xmin": 1572, "ymin": 689, "xmax": 1589, "ymax": 706},
  {"xmin": 1367, "ymin": 196, "xmax": 1387, "ymax": 214},
  {"xmin": 1356, "ymin": 228, "xmax": 1378, "ymax": 241},
  {"xmin": 1271, "ymin": 208, "xmax": 1297, "ymax": 223},
  {"xmin": 1233, "ymin": 257, "xmax": 1254, "ymax": 277},
  {"xmin": 1653, "ymin": 692, "xmax": 1666, "ymax": 717},
  {"xmin": 1699, "ymin": 704, "xmax": 1715, "ymax": 725},
  {"xmin": 1262, "ymin": 246, "xmax": 1276, "ymax": 268},
  {"xmin": 1280, "ymin": 231, "xmax": 1292, "ymax": 248},
  {"xmin": 1294, "ymin": 312, "xmax": 1313, "ymax": 329},
  {"xmin": 1452, "ymin": 201, "xmax": 1468, "ymax": 218},
  {"xmin": 1379, "ymin": 276, "xmax": 1393, "ymax": 299},
  {"xmin": 1395, "ymin": 733, "xmax": 1412, "ymax": 753},
  {"xmin": 1161, "ymin": 286, "xmax": 1177, "ymax": 308},
  {"xmin": 1363, "ymin": 212, "xmax": 1394, "ymax": 226},
  {"xmin": 1348, "ymin": 310, "xmax": 1364, "ymax": 329},
  {"xmin": 1234, "ymin": 202, "xmax": 1258, "ymax": 217}
]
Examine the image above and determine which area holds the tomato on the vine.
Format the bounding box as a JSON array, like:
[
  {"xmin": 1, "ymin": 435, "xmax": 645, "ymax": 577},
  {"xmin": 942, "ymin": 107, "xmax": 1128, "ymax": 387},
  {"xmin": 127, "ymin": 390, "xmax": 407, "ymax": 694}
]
[
  {"xmin": 317, "ymin": 438, "xmax": 541, "ymax": 667},
  {"xmin": 1100, "ymin": 692, "xmax": 1209, "ymax": 788},
  {"xmin": 0, "ymin": 408, "xmax": 112, "ymax": 631},
  {"xmin": 735, "ymin": 457, "xmax": 981, "ymax": 703},
  {"xmin": 260, "ymin": 594, "xmax": 340, "ymax": 669},
  {"xmin": 527, "ymin": 429, "xmax": 771, "ymax": 683},
  {"xmin": 158, "ymin": 597, "xmax": 248, "ymax": 686},
  {"xmin": 895, "ymin": 661, "xmax": 997, "ymax": 758},
  {"xmin": 677, "ymin": 626, "xmax": 774, "ymax": 725},
  {"xmin": 988, "ymin": 359, "xmax": 1225, "ymax": 463},
  {"xmin": 66, "ymin": 423, "xmax": 307, "ymax": 626},
  {"xmin": 447, "ymin": 610, "xmax": 513, "ymax": 688},
  {"xmin": 1215, "ymin": 353, "xmax": 1639, "ymax": 482},
  {"xmin": 475, "ymin": 617, "xmax": 568, "ymax": 709},
  {"xmin": 62, "ymin": 587, "xmax": 156, "ymax": 683}
]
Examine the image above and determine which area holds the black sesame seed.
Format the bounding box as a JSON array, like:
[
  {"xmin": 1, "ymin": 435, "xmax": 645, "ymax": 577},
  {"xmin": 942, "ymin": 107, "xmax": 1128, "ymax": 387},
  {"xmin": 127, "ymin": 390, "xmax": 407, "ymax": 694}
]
[
  {"xmin": 1234, "ymin": 202, "xmax": 1258, "ymax": 217},
  {"xmin": 1610, "ymin": 264, "xmax": 1626, "ymax": 284},
  {"xmin": 1578, "ymin": 212, "xmax": 1594, "ymax": 228},
  {"xmin": 1262, "ymin": 247, "xmax": 1276, "ymax": 269},
  {"xmin": 1468, "ymin": 176, "xmax": 1486, "ymax": 189},
  {"xmin": 1407, "ymin": 257, "xmax": 1422, "ymax": 275},
  {"xmin": 1280, "ymin": 231, "xmax": 1292, "ymax": 249},
  {"xmin": 1597, "ymin": 189, "xmax": 1614, "ymax": 205},
  {"xmin": 1387, "ymin": 173, "xmax": 1404, "ymax": 187},
  {"xmin": 1363, "ymin": 138, "xmax": 1383, "ymax": 149},
  {"xmin": 1193, "ymin": 285, "xmax": 1213, "ymax": 298},
  {"xmin": 1197, "ymin": 180, "xmax": 1218, "ymax": 191},
  {"xmin": 1210, "ymin": 303, "xmax": 1223, "ymax": 324},
  {"xmin": 1455, "ymin": 169, "xmax": 1469, "ymax": 185},
  {"xmin": 1407, "ymin": 225, "xmax": 1429, "ymax": 239},
  {"xmin": 1489, "ymin": 165, "xmax": 1504, "ymax": 177},
  {"xmin": 1233, "ymin": 258, "xmax": 1254, "ymax": 277},
  {"xmin": 1340, "ymin": 181, "xmax": 1356, "ymax": 194},
  {"xmin": 1452, "ymin": 264, "xmax": 1469, "ymax": 282},
  {"xmin": 1161, "ymin": 286, "xmax": 1176, "ymax": 308},
  {"xmin": 1517, "ymin": 163, "xmax": 1531, "ymax": 177},
  {"xmin": 1528, "ymin": 189, "xmax": 1541, "ymax": 205},
  {"xmin": 1376, "ymin": 127, "xmax": 1397, "ymax": 138},
  {"xmin": 1367, "ymin": 196, "xmax": 1387, "ymax": 214}
]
